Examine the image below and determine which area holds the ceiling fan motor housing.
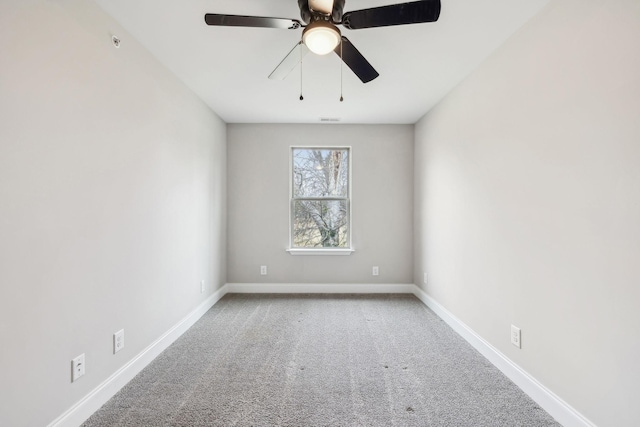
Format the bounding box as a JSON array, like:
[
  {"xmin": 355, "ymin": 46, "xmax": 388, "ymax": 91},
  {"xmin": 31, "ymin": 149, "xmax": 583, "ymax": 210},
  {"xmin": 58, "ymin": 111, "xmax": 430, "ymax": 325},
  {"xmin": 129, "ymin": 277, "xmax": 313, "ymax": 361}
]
[{"xmin": 298, "ymin": 0, "xmax": 345, "ymax": 24}]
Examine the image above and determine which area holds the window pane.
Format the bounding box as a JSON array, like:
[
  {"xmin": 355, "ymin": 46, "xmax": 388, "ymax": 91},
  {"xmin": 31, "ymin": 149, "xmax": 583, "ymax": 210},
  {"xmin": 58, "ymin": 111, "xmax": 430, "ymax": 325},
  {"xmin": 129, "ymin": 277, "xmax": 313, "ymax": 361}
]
[
  {"xmin": 293, "ymin": 200, "xmax": 348, "ymax": 248},
  {"xmin": 293, "ymin": 149, "xmax": 349, "ymax": 198}
]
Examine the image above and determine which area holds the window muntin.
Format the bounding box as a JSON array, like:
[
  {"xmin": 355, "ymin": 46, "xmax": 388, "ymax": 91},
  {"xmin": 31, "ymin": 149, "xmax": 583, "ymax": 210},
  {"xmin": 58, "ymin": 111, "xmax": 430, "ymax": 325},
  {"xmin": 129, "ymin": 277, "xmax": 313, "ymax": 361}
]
[{"xmin": 291, "ymin": 147, "xmax": 350, "ymax": 249}]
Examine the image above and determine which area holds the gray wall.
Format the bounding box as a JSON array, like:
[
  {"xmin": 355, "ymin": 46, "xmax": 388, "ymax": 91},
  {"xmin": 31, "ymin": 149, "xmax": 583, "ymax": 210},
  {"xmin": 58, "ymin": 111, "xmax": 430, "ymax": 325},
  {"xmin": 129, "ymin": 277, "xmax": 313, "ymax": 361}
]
[
  {"xmin": 0, "ymin": 1, "xmax": 226, "ymax": 426},
  {"xmin": 414, "ymin": 0, "xmax": 640, "ymax": 426},
  {"xmin": 227, "ymin": 124, "xmax": 414, "ymax": 284}
]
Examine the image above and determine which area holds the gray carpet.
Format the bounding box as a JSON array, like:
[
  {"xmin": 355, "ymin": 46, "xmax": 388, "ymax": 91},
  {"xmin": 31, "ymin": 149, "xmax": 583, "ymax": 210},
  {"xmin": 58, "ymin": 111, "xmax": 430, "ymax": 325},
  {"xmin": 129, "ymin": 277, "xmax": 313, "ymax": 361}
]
[{"xmin": 83, "ymin": 294, "xmax": 560, "ymax": 426}]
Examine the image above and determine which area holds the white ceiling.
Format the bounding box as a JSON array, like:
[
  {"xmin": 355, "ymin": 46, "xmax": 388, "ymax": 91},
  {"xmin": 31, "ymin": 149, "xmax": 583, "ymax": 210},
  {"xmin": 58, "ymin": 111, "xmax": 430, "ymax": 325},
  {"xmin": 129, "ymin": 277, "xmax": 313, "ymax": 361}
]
[{"xmin": 93, "ymin": 0, "xmax": 550, "ymax": 124}]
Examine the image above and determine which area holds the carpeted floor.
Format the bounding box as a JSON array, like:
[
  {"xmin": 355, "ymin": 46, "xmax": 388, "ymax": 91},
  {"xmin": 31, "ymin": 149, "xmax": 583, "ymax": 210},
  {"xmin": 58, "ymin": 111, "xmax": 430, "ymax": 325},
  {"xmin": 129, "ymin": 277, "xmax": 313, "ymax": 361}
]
[{"xmin": 82, "ymin": 294, "xmax": 560, "ymax": 426}]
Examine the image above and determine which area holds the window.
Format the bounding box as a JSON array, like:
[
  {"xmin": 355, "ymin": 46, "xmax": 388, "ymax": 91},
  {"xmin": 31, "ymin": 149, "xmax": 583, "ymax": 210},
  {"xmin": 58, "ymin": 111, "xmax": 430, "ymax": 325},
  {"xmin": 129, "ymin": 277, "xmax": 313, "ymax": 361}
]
[{"xmin": 289, "ymin": 147, "xmax": 352, "ymax": 254}]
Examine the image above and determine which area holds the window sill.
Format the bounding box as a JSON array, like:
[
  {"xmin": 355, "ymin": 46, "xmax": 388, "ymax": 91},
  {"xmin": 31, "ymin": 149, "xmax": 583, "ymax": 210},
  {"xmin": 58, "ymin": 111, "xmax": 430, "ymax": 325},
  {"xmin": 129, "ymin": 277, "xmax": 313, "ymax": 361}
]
[{"xmin": 286, "ymin": 248, "xmax": 355, "ymax": 256}]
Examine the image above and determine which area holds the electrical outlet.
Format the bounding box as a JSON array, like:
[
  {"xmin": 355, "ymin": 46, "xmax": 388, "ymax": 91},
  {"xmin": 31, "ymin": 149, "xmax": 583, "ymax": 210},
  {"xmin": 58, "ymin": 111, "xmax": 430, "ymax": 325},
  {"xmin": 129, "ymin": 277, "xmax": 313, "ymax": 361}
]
[
  {"xmin": 424, "ymin": 272, "xmax": 428, "ymax": 284},
  {"xmin": 200, "ymin": 280, "xmax": 205, "ymax": 293},
  {"xmin": 372, "ymin": 266, "xmax": 379, "ymax": 276},
  {"xmin": 260, "ymin": 266, "xmax": 267, "ymax": 275},
  {"xmin": 511, "ymin": 325, "xmax": 521, "ymax": 348},
  {"xmin": 114, "ymin": 329, "xmax": 125, "ymax": 354},
  {"xmin": 71, "ymin": 353, "xmax": 85, "ymax": 382}
]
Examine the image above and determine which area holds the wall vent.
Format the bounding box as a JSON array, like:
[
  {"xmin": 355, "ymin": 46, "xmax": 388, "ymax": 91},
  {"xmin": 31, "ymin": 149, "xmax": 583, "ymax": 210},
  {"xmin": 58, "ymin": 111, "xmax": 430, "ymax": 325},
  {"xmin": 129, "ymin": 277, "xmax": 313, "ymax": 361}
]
[{"xmin": 320, "ymin": 117, "xmax": 340, "ymax": 122}]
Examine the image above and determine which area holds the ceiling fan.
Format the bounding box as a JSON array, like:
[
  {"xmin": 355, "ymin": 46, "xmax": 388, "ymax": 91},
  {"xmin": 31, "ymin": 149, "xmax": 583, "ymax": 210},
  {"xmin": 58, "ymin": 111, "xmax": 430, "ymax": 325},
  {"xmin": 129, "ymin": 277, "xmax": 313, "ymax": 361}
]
[{"xmin": 204, "ymin": 0, "xmax": 441, "ymax": 84}]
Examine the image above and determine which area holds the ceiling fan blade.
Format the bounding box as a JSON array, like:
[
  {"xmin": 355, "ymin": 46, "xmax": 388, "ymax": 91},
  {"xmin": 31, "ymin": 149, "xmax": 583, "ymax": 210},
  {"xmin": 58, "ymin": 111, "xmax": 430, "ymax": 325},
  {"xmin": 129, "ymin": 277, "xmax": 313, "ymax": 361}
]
[
  {"xmin": 334, "ymin": 37, "xmax": 379, "ymax": 83},
  {"xmin": 341, "ymin": 0, "xmax": 441, "ymax": 30},
  {"xmin": 204, "ymin": 14, "xmax": 302, "ymax": 30},
  {"xmin": 269, "ymin": 41, "xmax": 310, "ymax": 80}
]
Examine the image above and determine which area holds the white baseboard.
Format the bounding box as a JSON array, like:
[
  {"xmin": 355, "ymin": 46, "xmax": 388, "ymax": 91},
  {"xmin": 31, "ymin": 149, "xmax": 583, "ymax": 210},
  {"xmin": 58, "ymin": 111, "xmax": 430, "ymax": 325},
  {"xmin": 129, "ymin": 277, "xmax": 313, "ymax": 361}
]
[
  {"xmin": 48, "ymin": 284, "xmax": 229, "ymax": 427},
  {"xmin": 48, "ymin": 283, "xmax": 594, "ymax": 427},
  {"xmin": 411, "ymin": 285, "xmax": 596, "ymax": 427},
  {"xmin": 226, "ymin": 282, "xmax": 416, "ymax": 294}
]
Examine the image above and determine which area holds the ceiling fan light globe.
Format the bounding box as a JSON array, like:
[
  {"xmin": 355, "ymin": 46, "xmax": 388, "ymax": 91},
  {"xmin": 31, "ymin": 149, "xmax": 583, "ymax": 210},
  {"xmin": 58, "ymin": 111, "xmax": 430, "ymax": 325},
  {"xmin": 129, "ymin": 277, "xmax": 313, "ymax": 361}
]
[{"xmin": 302, "ymin": 21, "xmax": 341, "ymax": 55}]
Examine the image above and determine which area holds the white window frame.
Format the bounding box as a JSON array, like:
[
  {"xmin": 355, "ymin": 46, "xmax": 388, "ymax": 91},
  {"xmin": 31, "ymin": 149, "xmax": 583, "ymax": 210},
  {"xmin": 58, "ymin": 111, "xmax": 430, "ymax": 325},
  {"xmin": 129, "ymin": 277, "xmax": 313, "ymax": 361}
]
[{"xmin": 287, "ymin": 146, "xmax": 354, "ymax": 256}]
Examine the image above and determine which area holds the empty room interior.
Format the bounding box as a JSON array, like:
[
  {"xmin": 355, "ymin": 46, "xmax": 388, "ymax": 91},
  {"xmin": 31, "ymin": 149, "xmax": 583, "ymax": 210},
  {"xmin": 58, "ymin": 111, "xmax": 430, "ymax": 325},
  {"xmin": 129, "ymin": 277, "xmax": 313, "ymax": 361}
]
[{"xmin": 1, "ymin": 0, "xmax": 638, "ymax": 426}]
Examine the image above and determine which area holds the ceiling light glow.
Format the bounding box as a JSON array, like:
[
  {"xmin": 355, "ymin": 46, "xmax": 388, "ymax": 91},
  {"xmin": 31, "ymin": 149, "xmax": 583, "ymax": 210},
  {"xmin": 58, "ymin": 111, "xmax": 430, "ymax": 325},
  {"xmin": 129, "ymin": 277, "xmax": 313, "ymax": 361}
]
[{"xmin": 302, "ymin": 21, "xmax": 341, "ymax": 55}]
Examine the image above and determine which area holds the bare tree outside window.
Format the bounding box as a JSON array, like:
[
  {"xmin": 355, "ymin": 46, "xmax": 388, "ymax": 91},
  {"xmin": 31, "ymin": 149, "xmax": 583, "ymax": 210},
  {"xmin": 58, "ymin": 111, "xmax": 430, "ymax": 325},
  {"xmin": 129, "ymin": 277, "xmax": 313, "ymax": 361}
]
[{"xmin": 291, "ymin": 147, "xmax": 350, "ymax": 248}]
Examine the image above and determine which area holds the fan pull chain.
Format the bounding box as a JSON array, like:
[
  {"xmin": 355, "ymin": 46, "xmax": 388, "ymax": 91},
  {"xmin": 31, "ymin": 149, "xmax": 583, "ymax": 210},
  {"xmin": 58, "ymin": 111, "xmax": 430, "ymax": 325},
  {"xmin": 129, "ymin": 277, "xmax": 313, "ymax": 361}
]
[
  {"xmin": 299, "ymin": 41, "xmax": 304, "ymax": 101},
  {"xmin": 339, "ymin": 38, "xmax": 344, "ymax": 102}
]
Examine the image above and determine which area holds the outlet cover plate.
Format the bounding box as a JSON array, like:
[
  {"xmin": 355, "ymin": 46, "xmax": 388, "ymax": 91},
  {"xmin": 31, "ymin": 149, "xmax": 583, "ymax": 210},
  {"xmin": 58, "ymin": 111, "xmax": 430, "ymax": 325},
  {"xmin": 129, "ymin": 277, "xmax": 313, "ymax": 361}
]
[
  {"xmin": 114, "ymin": 329, "xmax": 125, "ymax": 354},
  {"xmin": 372, "ymin": 266, "xmax": 379, "ymax": 276},
  {"xmin": 260, "ymin": 266, "xmax": 267, "ymax": 275},
  {"xmin": 72, "ymin": 353, "xmax": 85, "ymax": 382},
  {"xmin": 511, "ymin": 325, "xmax": 521, "ymax": 348}
]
